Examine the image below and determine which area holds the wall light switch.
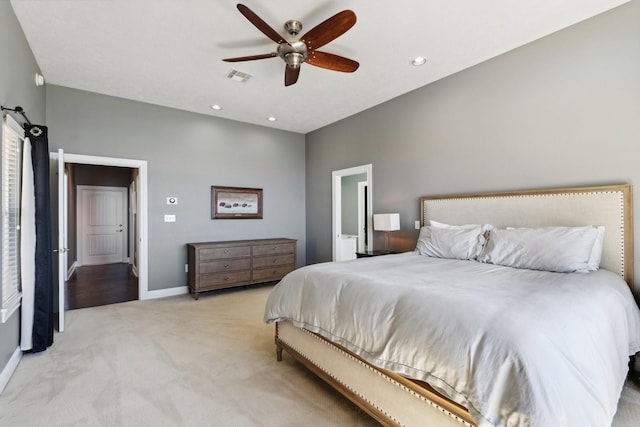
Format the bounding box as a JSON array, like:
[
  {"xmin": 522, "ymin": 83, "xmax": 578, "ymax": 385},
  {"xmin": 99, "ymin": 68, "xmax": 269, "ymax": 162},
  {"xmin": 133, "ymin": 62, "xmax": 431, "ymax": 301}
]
[
  {"xmin": 164, "ymin": 214, "xmax": 176, "ymax": 222},
  {"xmin": 415, "ymin": 220, "xmax": 421, "ymax": 229}
]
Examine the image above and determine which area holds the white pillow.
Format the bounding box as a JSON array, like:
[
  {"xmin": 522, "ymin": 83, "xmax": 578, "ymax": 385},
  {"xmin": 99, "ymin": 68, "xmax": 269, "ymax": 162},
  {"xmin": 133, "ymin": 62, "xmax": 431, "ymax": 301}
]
[
  {"xmin": 478, "ymin": 226, "xmax": 604, "ymax": 273},
  {"xmin": 429, "ymin": 220, "xmax": 481, "ymax": 230},
  {"xmin": 587, "ymin": 226, "xmax": 605, "ymax": 270},
  {"xmin": 415, "ymin": 224, "xmax": 491, "ymax": 260}
]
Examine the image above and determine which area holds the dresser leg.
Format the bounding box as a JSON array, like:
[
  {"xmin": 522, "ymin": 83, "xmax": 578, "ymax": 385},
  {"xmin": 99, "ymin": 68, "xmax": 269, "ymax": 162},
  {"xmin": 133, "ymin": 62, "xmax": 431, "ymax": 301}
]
[{"xmin": 276, "ymin": 345, "xmax": 283, "ymax": 362}]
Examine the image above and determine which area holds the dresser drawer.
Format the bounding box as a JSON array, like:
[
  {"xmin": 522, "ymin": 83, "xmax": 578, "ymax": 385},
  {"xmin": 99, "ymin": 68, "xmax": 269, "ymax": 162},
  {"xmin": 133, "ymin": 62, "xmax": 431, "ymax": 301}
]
[
  {"xmin": 252, "ymin": 242, "xmax": 295, "ymax": 256},
  {"xmin": 252, "ymin": 254, "xmax": 295, "ymax": 269},
  {"xmin": 199, "ymin": 246, "xmax": 251, "ymax": 260},
  {"xmin": 198, "ymin": 270, "xmax": 251, "ymax": 288},
  {"xmin": 253, "ymin": 265, "xmax": 295, "ymax": 282},
  {"xmin": 199, "ymin": 258, "xmax": 251, "ymax": 274}
]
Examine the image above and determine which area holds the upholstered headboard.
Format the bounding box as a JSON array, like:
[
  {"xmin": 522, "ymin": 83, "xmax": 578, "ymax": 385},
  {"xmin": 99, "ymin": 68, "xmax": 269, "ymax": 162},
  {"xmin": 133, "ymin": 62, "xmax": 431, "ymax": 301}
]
[{"xmin": 420, "ymin": 185, "xmax": 634, "ymax": 289}]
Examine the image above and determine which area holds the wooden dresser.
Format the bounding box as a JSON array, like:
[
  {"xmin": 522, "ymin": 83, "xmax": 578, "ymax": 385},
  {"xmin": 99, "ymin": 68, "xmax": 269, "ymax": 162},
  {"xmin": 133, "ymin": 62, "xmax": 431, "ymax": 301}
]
[{"xmin": 187, "ymin": 238, "xmax": 296, "ymax": 299}]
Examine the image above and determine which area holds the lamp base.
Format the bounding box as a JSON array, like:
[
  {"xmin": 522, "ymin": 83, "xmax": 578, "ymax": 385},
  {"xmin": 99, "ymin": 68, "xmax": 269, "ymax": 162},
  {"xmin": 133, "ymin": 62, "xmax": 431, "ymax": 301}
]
[{"xmin": 383, "ymin": 231, "xmax": 390, "ymax": 252}]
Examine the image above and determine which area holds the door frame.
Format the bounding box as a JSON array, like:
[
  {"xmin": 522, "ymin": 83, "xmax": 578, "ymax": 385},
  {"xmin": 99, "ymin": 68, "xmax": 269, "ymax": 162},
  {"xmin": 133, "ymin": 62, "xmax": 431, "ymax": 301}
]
[
  {"xmin": 357, "ymin": 181, "xmax": 367, "ymax": 252},
  {"xmin": 51, "ymin": 152, "xmax": 149, "ymax": 313},
  {"xmin": 332, "ymin": 164, "xmax": 373, "ymax": 261},
  {"xmin": 77, "ymin": 185, "xmax": 128, "ymax": 266}
]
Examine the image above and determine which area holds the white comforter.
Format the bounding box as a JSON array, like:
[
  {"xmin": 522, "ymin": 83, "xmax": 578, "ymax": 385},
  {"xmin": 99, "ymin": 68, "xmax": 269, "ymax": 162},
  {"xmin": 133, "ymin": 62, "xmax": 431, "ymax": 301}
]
[{"xmin": 264, "ymin": 253, "xmax": 640, "ymax": 427}]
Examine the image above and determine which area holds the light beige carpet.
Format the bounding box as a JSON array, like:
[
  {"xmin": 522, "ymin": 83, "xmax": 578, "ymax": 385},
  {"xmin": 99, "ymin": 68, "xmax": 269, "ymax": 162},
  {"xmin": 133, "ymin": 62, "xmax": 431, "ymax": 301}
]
[{"xmin": 1, "ymin": 284, "xmax": 639, "ymax": 427}]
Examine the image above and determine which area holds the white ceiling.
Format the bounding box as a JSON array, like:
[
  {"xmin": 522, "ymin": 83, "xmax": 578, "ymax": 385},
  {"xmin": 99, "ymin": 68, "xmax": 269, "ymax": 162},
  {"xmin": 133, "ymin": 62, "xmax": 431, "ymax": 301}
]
[{"xmin": 11, "ymin": 0, "xmax": 629, "ymax": 134}]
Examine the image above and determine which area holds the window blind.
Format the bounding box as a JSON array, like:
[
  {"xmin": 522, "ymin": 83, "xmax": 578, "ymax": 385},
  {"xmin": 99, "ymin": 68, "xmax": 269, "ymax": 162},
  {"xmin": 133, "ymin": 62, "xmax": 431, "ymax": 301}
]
[{"xmin": 1, "ymin": 115, "xmax": 23, "ymax": 322}]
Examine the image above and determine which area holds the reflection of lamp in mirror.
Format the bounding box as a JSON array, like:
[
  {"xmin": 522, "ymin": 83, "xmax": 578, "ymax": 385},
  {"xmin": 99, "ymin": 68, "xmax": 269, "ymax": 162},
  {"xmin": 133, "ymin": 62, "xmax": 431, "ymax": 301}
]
[{"xmin": 373, "ymin": 213, "xmax": 400, "ymax": 253}]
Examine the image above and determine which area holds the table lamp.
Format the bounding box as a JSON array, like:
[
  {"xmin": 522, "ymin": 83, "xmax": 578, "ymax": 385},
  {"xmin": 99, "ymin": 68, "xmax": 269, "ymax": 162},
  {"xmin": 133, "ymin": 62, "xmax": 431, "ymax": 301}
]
[{"xmin": 373, "ymin": 213, "xmax": 400, "ymax": 253}]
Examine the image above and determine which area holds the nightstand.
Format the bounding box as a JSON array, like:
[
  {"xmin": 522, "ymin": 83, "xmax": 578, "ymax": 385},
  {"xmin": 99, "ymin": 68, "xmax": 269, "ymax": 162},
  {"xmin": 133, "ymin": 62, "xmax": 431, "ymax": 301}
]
[{"xmin": 355, "ymin": 250, "xmax": 399, "ymax": 258}]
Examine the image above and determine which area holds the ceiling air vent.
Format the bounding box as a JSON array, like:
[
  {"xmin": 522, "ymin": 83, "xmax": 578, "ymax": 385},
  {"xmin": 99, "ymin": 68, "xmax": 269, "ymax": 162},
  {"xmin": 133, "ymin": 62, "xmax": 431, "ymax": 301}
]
[{"xmin": 225, "ymin": 69, "xmax": 252, "ymax": 83}]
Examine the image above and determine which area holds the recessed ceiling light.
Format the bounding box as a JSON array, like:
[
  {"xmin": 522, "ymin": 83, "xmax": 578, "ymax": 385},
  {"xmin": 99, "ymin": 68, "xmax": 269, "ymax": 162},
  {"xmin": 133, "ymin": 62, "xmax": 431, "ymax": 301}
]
[
  {"xmin": 210, "ymin": 104, "xmax": 222, "ymax": 110},
  {"xmin": 267, "ymin": 116, "xmax": 277, "ymax": 122},
  {"xmin": 411, "ymin": 56, "xmax": 427, "ymax": 66}
]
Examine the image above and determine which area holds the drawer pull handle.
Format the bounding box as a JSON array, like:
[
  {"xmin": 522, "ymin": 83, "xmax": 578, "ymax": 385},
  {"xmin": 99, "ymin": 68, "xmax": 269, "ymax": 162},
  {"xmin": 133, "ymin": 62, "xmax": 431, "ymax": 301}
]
[
  {"xmin": 272, "ymin": 270, "xmax": 277, "ymax": 274},
  {"xmin": 272, "ymin": 258, "xmax": 277, "ymax": 263},
  {"xmin": 224, "ymin": 263, "xmax": 229, "ymax": 268},
  {"xmin": 223, "ymin": 276, "xmax": 229, "ymax": 281},
  {"xmin": 272, "ymin": 246, "xmax": 276, "ymax": 250},
  {"xmin": 224, "ymin": 249, "xmax": 229, "ymax": 254}
]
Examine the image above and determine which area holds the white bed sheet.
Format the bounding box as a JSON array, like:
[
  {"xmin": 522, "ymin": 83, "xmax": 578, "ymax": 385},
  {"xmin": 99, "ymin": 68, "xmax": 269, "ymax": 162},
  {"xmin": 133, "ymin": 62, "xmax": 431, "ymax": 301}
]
[{"xmin": 264, "ymin": 253, "xmax": 640, "ymax": 427}]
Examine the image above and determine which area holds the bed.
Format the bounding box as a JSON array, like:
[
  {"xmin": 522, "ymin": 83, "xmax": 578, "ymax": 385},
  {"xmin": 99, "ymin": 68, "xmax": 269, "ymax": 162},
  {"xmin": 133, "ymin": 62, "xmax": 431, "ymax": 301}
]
[{"xmin": 264, "ymin": 184, "xmax": 640, "ymax": 427}]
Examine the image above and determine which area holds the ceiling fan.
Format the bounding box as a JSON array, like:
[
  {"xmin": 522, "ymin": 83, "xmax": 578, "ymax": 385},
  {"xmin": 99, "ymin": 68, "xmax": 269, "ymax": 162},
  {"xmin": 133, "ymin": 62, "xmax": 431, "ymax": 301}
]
[{"xmin": 223, "ymin": 4, "xmax": 359, "ymax": 87}]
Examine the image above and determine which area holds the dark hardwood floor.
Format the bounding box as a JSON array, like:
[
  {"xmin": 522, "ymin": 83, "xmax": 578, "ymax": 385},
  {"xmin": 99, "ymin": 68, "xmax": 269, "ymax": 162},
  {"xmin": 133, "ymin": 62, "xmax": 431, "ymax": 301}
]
[{"xmin": 65, "ymin": 263, "xmax": 138, "ymax": 310}]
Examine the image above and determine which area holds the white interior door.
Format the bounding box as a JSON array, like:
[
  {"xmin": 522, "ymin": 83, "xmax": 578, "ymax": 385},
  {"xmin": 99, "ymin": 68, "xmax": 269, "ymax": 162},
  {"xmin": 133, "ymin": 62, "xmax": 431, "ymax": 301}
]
[{"xmin": 78, "ymin": 185, "xmax": 127, "ymax": 265}]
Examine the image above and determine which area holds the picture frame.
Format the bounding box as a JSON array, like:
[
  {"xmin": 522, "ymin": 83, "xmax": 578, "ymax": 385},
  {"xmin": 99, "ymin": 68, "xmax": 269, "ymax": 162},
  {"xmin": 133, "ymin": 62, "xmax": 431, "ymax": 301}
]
[{"xmin": 211, "ymin": 186, "xmax": 263, "ymax": 219}]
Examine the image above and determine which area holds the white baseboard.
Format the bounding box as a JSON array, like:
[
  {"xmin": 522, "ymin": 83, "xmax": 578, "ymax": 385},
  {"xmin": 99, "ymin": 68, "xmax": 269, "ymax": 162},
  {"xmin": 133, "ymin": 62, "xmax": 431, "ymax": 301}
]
[
  {"xmin": 0, "ymin": 346, "xmax": 22, "ymax": 395},
  {"xmin": 141, "ymin": 285, "xmax": 188, "ymax": 301},
  {"xmin": 66, "ymin": 261, "xmax": 77, "ymax": 281}
]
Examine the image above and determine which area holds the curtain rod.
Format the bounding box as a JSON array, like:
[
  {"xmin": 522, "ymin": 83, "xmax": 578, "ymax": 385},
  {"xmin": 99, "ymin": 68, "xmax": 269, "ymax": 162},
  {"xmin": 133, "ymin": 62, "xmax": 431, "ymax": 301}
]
[{"xmin": 1, "ymin": 105, "xmax": 33, "ymax": 127}]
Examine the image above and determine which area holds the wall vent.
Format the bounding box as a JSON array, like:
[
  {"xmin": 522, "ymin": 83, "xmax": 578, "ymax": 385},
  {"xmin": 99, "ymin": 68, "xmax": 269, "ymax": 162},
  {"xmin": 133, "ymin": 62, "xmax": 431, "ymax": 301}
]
[{"xmin": 225, "ymin": 69, "xmax": 252, "ymax": 82}]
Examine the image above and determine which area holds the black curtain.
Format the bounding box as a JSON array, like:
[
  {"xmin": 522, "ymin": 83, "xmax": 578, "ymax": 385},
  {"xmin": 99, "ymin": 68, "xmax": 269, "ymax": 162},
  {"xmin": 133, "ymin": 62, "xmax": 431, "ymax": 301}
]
[{"xmin": 26, "ymin": 124, "xmax": 54, "ymax": 352}]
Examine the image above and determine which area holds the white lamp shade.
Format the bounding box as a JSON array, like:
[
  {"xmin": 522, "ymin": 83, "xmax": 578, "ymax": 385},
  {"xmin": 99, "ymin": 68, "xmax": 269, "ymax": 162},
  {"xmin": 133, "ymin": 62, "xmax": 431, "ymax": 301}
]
[{"xmin": 373, "ymin": 213, "xmax": 400, "ymax": 231}]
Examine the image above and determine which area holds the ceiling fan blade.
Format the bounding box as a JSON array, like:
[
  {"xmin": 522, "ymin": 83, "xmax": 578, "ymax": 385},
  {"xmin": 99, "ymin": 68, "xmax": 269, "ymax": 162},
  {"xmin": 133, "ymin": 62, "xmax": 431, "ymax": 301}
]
[
  {"xmin": 223, "ymin": 52, "xmax": 278, "ymax": 62},
  {"xmin": 237, "ymin": 4, "xmax": 285, "ymax": 44},
  {"xmin": 284, "ymin": 66, "xmax": 300, "ymax": 87},
  {"xmin": 301, "ymin": 10, "xmax": 356, "ymax": 50},
  {"xmin": 306, "ymin": 51, "xmax": 359, "ymax": 73}
]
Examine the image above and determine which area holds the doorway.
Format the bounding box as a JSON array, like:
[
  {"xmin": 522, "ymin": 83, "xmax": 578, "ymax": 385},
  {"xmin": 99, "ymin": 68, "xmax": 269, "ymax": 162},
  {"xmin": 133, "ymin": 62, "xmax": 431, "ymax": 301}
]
[
  {"xmin": 332, "ymin": 164, "xmax": 373, "ymax": 261},
  {"xmin": 68, "ymin": 167, "xmax": 137, "ymax": 309},
  {"xmin": 51, "ymin": 151, "xmax": 148, "ymax": 330}
]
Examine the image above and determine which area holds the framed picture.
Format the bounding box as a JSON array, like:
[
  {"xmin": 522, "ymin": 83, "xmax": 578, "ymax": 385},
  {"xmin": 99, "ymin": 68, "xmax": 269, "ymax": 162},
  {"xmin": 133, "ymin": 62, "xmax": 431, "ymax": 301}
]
[{"xmin": 211, "ymin": 186, "xmax": 263, "ymax": 219}]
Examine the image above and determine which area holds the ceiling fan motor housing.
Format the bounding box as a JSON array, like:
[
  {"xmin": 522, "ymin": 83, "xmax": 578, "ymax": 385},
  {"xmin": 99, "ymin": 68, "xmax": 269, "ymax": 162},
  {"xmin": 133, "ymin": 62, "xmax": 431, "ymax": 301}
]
[{"xmin": 277, "ymin": 40, "xmax": 308, "ymax": 68}]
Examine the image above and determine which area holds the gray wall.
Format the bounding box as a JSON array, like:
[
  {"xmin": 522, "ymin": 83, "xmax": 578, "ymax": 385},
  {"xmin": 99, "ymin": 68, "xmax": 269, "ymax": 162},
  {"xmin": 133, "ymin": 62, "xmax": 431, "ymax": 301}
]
[
  {"xmin": 45, "ymin": 86, "xmax": 306, "ymax": 292},
  {"xmin": 306, "ymin": 2, "xmax": 640, "ymax": 295},
  {"xmin": 0, "ymin": 1, "xmax": 46, "ymax": 382}
]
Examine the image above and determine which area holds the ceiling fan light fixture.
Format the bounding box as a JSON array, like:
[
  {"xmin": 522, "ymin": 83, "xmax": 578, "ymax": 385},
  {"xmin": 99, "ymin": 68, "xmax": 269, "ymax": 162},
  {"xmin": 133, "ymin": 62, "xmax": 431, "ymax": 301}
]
[
  {"xmin": 285, "ymin": 52, "xmax": 305, "ymax": 68},
  {"xmin": 411, "ymin": 56, "xmax": 427, "ymax": 66},
  {"xmin": 267, "ymin": 116, "xmax": 277, "ymax": 122},
  {"xmin": 210, "ymin": 104, "xmax": 222, "ymax": 110}
]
